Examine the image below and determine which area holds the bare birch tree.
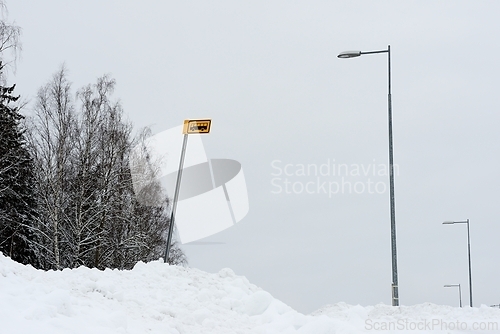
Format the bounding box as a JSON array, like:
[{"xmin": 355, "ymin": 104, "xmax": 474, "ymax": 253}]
[
  {"xmin": 27, "ymin": 66, "xmax": 75, "ymax": 269},
  {"xmin": 27, "ymin": 67, "xmax": 187, "ymax": 269}
]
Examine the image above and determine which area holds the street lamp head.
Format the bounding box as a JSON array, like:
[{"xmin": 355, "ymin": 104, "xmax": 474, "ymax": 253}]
[
  {"xmin": 338, "ymin": 50, "xmax": 362, "ymax": 59},
  {"xmin": 443, "ymin": 220, "xmax": 469, "ymax": 225}
]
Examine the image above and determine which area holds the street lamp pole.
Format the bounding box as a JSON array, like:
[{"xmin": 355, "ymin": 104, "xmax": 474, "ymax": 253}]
[
  {"xmin": 444, "ymin": 284, "xmax": 462, "ymax": 308},
  {"xmin": 443, "ymin": 219, "xmax": 473, "ymax": 307},
  {"xmin": 466, "ymin": 220, "xmax": 472, "ymax": 307},
  {"xmin": 338, "ymin": 45, "xmax": 399, "ymax": 306}
]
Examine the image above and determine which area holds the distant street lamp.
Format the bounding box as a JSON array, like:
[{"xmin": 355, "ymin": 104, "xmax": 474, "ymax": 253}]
[
  {"xmin": 443, "ymin": 219, "xmax": 473, "ymax": 307},
  {"xmin": 338, "ymin": 45, "xmax": 399, "ymax": 306},
  {"xmin": 444, "ymin": 284, "xmax": 462, "ymax": 307}
]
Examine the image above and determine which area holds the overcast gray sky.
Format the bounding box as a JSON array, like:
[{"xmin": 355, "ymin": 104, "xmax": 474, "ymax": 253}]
[{"xmin": 9, "ymin": 1, "xmax": 500, "ymax": 313}]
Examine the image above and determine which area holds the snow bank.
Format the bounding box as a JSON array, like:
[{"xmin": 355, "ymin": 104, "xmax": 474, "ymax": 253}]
[{"xmin": 0, "ymin": 253, "xmax": 498, "ymax": 333}]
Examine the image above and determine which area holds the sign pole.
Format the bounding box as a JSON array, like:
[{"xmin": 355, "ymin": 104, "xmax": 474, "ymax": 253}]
[
  {"xmin": 164, "ymin": 133, "xmax": 189, "ymax": 263},
  {"xmin": 163, "ymin": 119, "xmax": 212, "ymax": 263}
]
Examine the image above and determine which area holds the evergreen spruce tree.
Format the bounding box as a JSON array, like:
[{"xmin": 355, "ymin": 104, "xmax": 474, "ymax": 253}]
[{"xmin": 0, "ymin": 70, "xmax": 38, "ymax": 265}]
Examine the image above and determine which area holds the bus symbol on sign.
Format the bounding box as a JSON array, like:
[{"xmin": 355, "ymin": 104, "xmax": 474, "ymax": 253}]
[{"xmin": 183, "ymin": 119, "xmax": 212, "ymax": 134}]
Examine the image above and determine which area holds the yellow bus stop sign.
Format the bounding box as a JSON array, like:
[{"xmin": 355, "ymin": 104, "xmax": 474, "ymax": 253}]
[{"xmin": 183, "ymin": 119, "xmax": 212, "ymax": 134}]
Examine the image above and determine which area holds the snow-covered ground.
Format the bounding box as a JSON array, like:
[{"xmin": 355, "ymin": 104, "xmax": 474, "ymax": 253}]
[{"xmin": 1, "ymin": 253, "xmax": 499, "ymax": 334}]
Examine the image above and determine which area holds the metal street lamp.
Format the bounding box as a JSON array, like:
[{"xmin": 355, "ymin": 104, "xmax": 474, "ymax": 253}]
[
  {"xmin": 338, "ymin": 45, "xmax": 399, "ymax": 306},
  {"xmin": 444, "ymin": 284, "xmax": 462, "ymax": 307},
  {"xmin": 443, "ymin": 219, "xmax": 473, "ymax": 307}
]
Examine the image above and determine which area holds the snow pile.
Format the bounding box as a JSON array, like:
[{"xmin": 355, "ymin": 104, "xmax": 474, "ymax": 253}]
[
  {"xmin": 313, "ymin": 303, "xmax": 500, "ymax": 333},
  {"xmin": 1, "ymin": 253, "xmax": 499, "ymax": 334}
]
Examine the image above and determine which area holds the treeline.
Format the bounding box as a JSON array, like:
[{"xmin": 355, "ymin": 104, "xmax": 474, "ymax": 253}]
[{"xmin": 0, "ymin": 5, "xmax": 186, "ymax": 269}]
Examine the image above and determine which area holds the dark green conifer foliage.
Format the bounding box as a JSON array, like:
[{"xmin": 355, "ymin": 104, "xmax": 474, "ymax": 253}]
[{"xmin": 0, "ymin": 72, "xmax": 38, "ymax": 265}]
